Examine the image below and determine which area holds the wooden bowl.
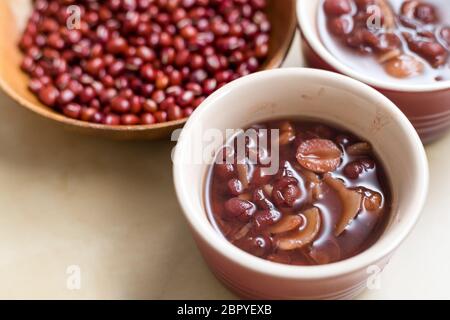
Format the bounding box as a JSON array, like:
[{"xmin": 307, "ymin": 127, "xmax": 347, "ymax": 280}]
[{"xmin": 0, "ymin": 0, "xmax": 297, "ymax": 140}]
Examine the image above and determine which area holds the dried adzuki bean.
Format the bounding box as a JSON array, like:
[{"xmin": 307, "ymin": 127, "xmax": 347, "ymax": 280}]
[{"xmin": 19, "ymin": 0, "xmax": 271, "ymax": 125}]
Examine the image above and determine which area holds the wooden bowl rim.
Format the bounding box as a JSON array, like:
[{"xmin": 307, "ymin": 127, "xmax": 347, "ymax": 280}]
[{"xmin": 0, "ymin": 0, "xmax": 297, "ymax": 133}]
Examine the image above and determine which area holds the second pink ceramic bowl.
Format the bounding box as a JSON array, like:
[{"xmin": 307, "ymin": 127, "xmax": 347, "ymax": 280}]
[
  {"xmin": 297, "ymin": 0, "xmax": 450, "ymax": 144},
  {"xmin": 173, "ymin": 68, "xmax": 428, "ymax": 300}
]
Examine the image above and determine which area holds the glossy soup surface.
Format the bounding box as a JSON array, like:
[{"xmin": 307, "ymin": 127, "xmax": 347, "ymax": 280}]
[
  {"xmin": 318, "ymin": 0, "xmax": 450, "ymax": 84},
  {"xmin": 205, "ymin": 120, "xmax": 392, "ymax": 265}
]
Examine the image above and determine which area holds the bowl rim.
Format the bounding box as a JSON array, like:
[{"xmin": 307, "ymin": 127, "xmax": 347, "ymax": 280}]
[
  {"xmin": 173, "ymin": 68, "xmax": 429, "ymax": 280},
  {"xmin": 297, "ymin": 0, "xmax": 450, "ymax": 93},
  {"xmin": 0, "ymin": 0, "xmax": 297, "ymax": 133}
]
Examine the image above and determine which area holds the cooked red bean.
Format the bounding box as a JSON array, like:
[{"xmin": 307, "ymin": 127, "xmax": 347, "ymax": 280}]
[
  {"xmin": 343, "ymin": 158, "xmax": 376, "ymax": 179},
  {"xmin": 414, "ymin": 3, "xmax": 437, "ymax": 24},
  {"xmin": 215, "ymin": 163, "xmax": 235, "ymax": 180},
  {"xmin": 254, "ymin": 209, "xmax": 282, "ymax": 229},
  {"xmin": 323, "ymin": 0, "xmax": 352, "ymax": 16},
  {"xmin": 227, "ymin": 178, "xmax": 244, "ymax": 196},
  {"xmin": 328, "ymin": 17, "xmax": 353, "ymax": 37},
  {"xmin": 20, "ymin": 0, "xmax": 271, "ymax": 125},
  {"xmin": 272, "ymin": 177, "xmax": 301, "ymax": 208},
  {"xmin": 224, "ymin": 198, "xmax": 256, "ymax": 219}
]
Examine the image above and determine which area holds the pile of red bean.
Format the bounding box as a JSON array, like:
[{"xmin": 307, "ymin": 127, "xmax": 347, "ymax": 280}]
[{"xmin": 19, "ymin": 0, "xmax": 271, "ymax": 125}]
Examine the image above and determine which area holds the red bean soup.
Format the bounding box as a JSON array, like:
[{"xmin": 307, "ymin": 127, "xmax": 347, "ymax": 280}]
[
  {"xmin": 19, "ymin": 0, "xmax": 271, "ymax": 125},
  {"xmin": 205, "ymin": 120, "xmax": 392, "ymax": 265},
  {"xmin": 318, "ymin": 0, "xmax": 450, "ymax": 84}
]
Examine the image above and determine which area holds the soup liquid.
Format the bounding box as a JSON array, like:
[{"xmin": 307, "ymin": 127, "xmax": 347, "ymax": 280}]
[
  {"xmin": 318, "ymin": 0, "xmax": 450, "ymax": 84},
  {"xmin": 205, "ymin": 120, "xmax": 392, "ymax": 265}
]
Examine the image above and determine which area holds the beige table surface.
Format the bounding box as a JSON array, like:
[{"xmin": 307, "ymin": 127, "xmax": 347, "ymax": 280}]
[{"xmin": 1, "ymin": 2, "xmax": 450, "ymax": 300}]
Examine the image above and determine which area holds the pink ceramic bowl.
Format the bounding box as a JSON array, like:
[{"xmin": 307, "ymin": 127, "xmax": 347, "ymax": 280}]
[
  {"xmin": 297, "ymin": 0, "xmax": 450, "ymax": 144},
  {"xmin": 173, "ymin": 68, "xmax": 428, "ymax": 300}
]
